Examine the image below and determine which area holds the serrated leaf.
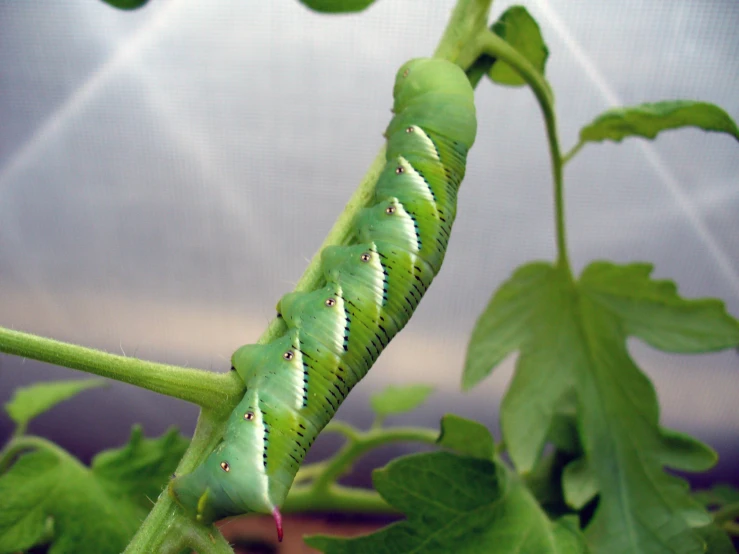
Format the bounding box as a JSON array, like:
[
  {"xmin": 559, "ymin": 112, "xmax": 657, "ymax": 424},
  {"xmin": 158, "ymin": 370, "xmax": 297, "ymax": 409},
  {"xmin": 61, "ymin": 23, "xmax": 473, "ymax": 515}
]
[
  {"xmin": 0, "ymin": 450, "xmax": 140, "ymax": 554},
  {"xmin": 305, "ymin": 451, "xmax": 589, "ymax": 553},
  {"xmin": 99, "ymin": 0, "xmax": 149, "ymax": 10},
  {"xmin": 5, "ymin": 379, "xmax": 105, "ymax": 429},
  {"xmin": 694, "ymin": 484, "xmax": 739, "ymax": 509},
  {"xmin": 0, "ymin": 428, "xmax": 186, "ymax": 554},
  {"xmin": 298, "ymin": 0, "xmax": 377, "ymax": 14},
  {"xmin": 488, "ymin": 6, "xmax": 549, "ymax": 86},
  {"xmin": 92, "ymin": 425, "xmax": 189, "ymax": 509},
  {"xmin": 437, "ymin": 414, "xmax": 494, "ymax": 460},
  {"xmin": 463, "ymin": 261, "xmax": 739, "ymax": 553},
  {"xmin": 693, "ymin": 524, "xmax": 736, "ymax": 554},
  {"xmin": 579, "ymin": 100, "xmax": 739, "ymax": 144},
  {"xmin": 369, "ymin": 384, "xmax": 434, "ymax": 419},
  {"xmin": 581, "ymin": 262, "xmax": 739, "ymax": 352}
]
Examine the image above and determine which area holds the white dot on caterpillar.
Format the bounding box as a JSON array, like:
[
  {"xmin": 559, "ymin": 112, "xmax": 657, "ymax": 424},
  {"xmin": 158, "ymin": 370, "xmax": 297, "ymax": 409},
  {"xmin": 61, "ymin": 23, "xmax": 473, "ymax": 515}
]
[
  {"xmin": 360, "ymin": 253, "xmax": 371, "ymax": 262},
  {"xmin": 283, "ymin": 351, "xmax": 294, "ymax": 360},
  {"xmin": 244, "ymin": 411, "xmax": 254, "ymax": 420},
  {"xmin": 385, "ymin": 205, "xmax": 396, "ymax": 215},
  {"xmin": 220, "ymin": 461, "xmax": 230, "ymax": 472},
  {"xmin": 325, "ymin": 298, "xmax": 336, "ymax": 307}
]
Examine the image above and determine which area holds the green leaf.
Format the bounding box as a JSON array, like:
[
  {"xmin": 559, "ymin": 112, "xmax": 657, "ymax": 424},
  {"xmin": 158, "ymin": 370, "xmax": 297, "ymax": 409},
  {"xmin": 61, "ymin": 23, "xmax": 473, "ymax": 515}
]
[
  {"xmin": 437, "ymin": 414, "xmax": 494, "ymax": 460},
  {"xmin": 0, "ymin": 450, "xmax": 141, "ymax": 554},
  {"xmin": 579, "ymin": 100, "xmax": 739, "ymax": 144},
  {"xmin": 463, "ymin": 262, "xmax": 556, "ymax": 390},
  {"xmin": 581, "ymin": 262, "xmax": 739, "ymax": 352},
  {"xmin": 305, "ymin": 451, "xmax": 589, "ymax": 553},
  {"xmin": 99, "ymin": 0, "xmax": 150, "ymax": 10},
  {"xmin": 0, "ymin": 429, "xmax": 187, "ymax": 554},
  {"xmin": 369, "ymin": 384, "xmax": 434, "ymax": 419},
  {"xmin": 523, "ymin": 450, "xmax": 575, "ymax": 519},
  {"xmin": 562, "ymin": 457, "xmax": 597, "ymax": 510},
  {"xmin": 91, "ymin": 425, "xmax": 189, "ymax": 509},
  {"xmin": 297, "ymin": 0, "xmax": 378, "ymax": 14},
  {"xmin": 547, "ymin": 391, "xmax": 582, "ymax": 454},
  {"xmin": 463, "ymin": 261, "xmax": 739, "ymax": 553},
  {"xmin": 694, "ymin": 484, "xmax": 739, "ymax": 509},
  {"xmin": 488, "ymin": 6, "xmax": 549, "ymax": 86},
  {"xmin": 5, "ymin": 379, "xmax": 105, "ymax": 430},
  {"xmin": 464, "ymin": 263, "xmax": 577, "ymax": 470},
  {"xmin": 693, "ymin": 524, "xmax": 736, "ymax": 554}
]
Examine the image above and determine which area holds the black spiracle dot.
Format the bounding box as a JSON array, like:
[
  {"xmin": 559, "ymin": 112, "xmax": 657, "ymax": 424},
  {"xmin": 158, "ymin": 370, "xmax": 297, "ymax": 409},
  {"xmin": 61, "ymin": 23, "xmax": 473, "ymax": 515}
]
[
  {"xmin": 385, "ymin": 205, "xmax": 396, "ymax": 215},
  {"xmin": 220, "ymin": 461, "xmax": 230, "ymax": 472},
  {"xmin": 360, "ymin": 253, "xmax": 371, "ymax": 263},
  {"xmin": 244, "ymin": 411, "xmax": 254, "ymax": 420},
  {"xmin": 283, "ymin": 351, "xmax": 294, "ymax": 361},
  {"xmin": 406, "ymin": 126, "xmax": 414, "ymax": 133},
  {"xmin": 395, "ymin": 166, "xmax": 404, "ymax": 175},
  {"xmin": 325, "ymin": 298, "xmax": 336, "ymax": 307}
]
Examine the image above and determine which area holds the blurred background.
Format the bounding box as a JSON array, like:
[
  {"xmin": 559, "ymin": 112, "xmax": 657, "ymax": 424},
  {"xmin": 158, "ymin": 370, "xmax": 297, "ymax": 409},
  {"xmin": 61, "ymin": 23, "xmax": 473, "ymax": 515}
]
[{"xmin": 0, "ymin": 0, "xmax": 738, "ymax": 537}]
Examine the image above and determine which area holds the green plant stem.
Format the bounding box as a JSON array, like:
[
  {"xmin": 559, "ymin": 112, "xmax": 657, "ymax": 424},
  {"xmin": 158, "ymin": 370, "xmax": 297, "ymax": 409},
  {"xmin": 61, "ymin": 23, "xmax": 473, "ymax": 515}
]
[
  {"xmin": 293, "ymin": 461, "xmax": 329, "ymax": 484},
  {"xmin": 724, "ymin": 521, "xmax": 739, "ymax": 537},
  {"xmin": 457, "ymin": 31, "xmax": 572, "ymax": 278},
  {"xmin": 285, "ymin": 426, "xmax": 440, "ymax": 514},
  {"xmin": 714, "ymin": 502, "xmax": 739, "ymax": 525},
  {"xmin": 178, "ymin": 524, "xmax": 235, "ymax": 554},
  {"xmin": 562, "ymin": 140, "xmax": 584, "ymax": 165},
  {"xmin": 311, "ymin": 426, "xmax": 439, "ymax": 493},
  {"xmin": 433, "ymin": 0, "xmax": 492, "ymax": 62},
  {"xmin": 124, "ymin": 409, "xmax": 229, "ymax": 554},
  {"xmin": 0, "ymin": 327, "xmax": 244, "ymax": 412},
  {"xmin": 0, "ymin": 435, "xmax": 75, "ymax": 474},
  {"xmin": 284, "ymin": 484, "xmax": 396, "ymax": 514}
]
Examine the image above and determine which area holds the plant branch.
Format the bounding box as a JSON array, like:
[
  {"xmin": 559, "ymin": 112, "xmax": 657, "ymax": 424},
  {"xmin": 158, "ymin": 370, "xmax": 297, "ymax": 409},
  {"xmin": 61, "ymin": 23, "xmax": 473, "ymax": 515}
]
[
  {"xmin": 284, "ymin": 484, "xmax": 396, "ymax": 514},
  {"xmin": 0, "ymin": 435, "xmax": 77, "ymax": 474},
  {"xmin": 714, "ymin": 502, "xmax": 739, "ymax": 526},
  {"xmin": 434, "ymin": 0, "xmax": 492, "ymax": 62},
  {"xmin": 286, "ymin": 424, "xmax": 438, "ymax": 515},
  {"xmin": 562, "ymin": 140, "xmax": 585, "ymax": 165},
  {"xmin": 124, "ymin": 409, "xmax": 230, "ymax": 554},
  {"xmin": 311, "ymin": 425, "xmax": 439, "ymax": 493},
  {"xmin": 468, "ymin": 31, "xmax": 571, "ymax": 277},
  {"xmin": 0, "ymin": 327, "xmax": 244, "ymax": 412}
]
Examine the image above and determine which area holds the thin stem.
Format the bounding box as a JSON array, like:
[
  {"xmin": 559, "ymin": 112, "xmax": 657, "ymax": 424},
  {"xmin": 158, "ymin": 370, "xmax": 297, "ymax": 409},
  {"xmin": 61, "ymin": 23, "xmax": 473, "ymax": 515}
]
[
  {"xmin": 293, "ymin": 461, "xmax": 328, "ymax": 484},
  {"xmin": 0, "ymin": 435, "xmax": 75, "ymax": 474},
  {"xmin": 0, "ymin": 327, "xmax": 244, "ymax": 412},
  {"xmin": 161, "ymin": 520, "xmax": 235, "ymax": 554},
  {"xmin": 472, "ymin": 31, "xmax": 572, "ymax": 278},
  {"xmin": 323, "ymin": 420, "xmax": 361, "ymax": 441},
  {"xmin": 562, "ymin": 140, "xmax": 585, "ymax": 165},
  {"xmin": 283, "ymin": 484, "xmax": 396, "ymax": 514},
  {"xmin": 433, "ymin": 0, "xmax": 492, "ymax": 62},
  {"xmin": 312, "ymin": 426, "xmax": 439, "ymax": 492},
  {"xmin": 714, "ymin": 502, "xmax": 739, "ymax": 525},
  {"xmin": 124, "ymin": 410, "xmax": 229, "ymax": 554}
]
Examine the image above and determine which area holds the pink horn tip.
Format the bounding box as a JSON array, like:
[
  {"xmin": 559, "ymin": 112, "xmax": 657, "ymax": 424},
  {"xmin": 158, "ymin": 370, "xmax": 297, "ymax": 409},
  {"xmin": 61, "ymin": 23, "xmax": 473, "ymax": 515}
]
[{"xmin": 273, "ymin": 507, "xmax": 284, "ymax": 542}]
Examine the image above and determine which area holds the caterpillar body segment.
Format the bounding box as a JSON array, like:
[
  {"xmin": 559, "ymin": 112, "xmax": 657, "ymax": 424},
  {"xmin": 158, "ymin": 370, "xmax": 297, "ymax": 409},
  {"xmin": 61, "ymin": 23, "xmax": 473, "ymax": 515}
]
[{"xmin": 169, "ymin": 58, "xmax": 477, "ymax": 541}]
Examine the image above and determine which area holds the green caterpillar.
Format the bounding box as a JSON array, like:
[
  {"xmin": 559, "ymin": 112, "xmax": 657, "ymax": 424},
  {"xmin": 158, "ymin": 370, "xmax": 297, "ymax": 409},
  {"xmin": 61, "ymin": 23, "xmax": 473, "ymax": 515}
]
[{"xmin": 169, "ymin": 57, "xmax": 477, "ymax": 541}]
